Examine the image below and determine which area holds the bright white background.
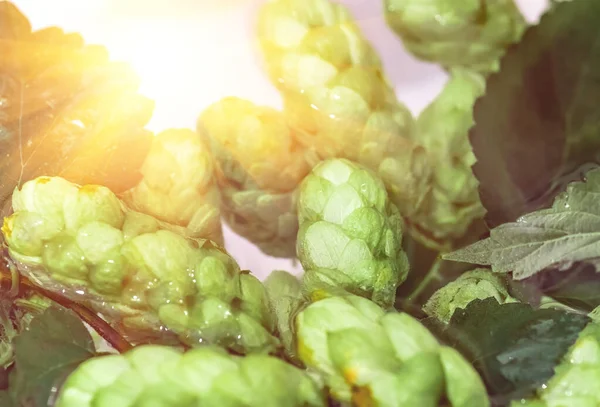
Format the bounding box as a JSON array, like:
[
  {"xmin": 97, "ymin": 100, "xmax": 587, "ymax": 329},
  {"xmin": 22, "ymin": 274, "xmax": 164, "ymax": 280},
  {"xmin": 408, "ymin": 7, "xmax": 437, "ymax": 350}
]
[{"xmin": 12, "ymin": 0, "xmax": 549, "ymax": 280}]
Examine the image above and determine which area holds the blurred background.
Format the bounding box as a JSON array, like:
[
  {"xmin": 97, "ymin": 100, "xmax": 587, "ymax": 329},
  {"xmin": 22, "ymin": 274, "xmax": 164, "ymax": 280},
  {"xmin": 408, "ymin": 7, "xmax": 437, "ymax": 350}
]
[{"xmin": 11, "ymin": 0, "xmax": 549, "ymax": 280}]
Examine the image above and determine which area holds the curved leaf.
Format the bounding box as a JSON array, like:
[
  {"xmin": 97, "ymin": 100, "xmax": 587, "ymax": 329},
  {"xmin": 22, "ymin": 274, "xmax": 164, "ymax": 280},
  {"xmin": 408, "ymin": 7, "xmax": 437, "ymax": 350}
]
[
  {"xmin": 0, "ymin": 2, "xmax": 154, "ymax": 209},
  {"xmin": 429, "ymin": 298, "xmax": 590, "ymax": 402},
  {"xmin": 444, "ymin": 168, "xmax": 600, "ymax": 280},
  {"xmin": 469, "ymin": 0, "xmax": 600, "ymax": 227}
]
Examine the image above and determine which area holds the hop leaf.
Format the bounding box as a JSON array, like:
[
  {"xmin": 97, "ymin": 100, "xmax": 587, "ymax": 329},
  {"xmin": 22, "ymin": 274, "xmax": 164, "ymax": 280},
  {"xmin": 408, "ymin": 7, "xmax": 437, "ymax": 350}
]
[
  {"xmin": 429, "ymin": 298, "xmax": 590, "ymax": 402},
  {"xmin": 0, "ymin": 2, "xmax": 154, "ymax": 211},
  {"xmin": 0, "ymin": 306, "xmax": 96, "ymax": 407},
  {"xmin": 509, "ymin": 307, "xmax": 600, "ymax": 406},
  {"xmin": 469, "ymin": 0, "xmax": 600, "ymax": 227},
  {"xmin": 443, "ymin": 168, "xmax": 600, "ymax": 280}
]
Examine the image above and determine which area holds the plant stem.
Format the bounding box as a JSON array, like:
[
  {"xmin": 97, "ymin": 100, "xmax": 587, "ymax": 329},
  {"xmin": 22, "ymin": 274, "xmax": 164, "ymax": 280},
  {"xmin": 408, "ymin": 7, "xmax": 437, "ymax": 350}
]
[
  {"xmin": 0, "ymin": 258, "xmax": 133, "ymax": 353},
  {"xmin": 405, "ymin": 256, "xmax": 444, "ymax": 305}
]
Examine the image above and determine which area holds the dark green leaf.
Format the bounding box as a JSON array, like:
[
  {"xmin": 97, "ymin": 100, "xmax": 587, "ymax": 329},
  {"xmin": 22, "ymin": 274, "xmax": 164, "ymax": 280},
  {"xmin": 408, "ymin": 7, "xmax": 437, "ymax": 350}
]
[
  {"xmin": 9, "ymin": 306, "xmax": 96, "ymax": 407},
  {"xmin": 469, "ymin": 0, "xmax": 600, "ymax": 227},
  {"xmin": 0, "ymin": 2, "xmax": 154, "ymax": 210},
  {"xmin": 436, "ymin": 298, "xmax": 589, "ymax": 400},
  {"xmin": 515, "ymin": 260, "xmax": 600, "ymax": 312},
  {"xmin": 443, "ymin": 169, "xmax": 600, "ymax": 279}
]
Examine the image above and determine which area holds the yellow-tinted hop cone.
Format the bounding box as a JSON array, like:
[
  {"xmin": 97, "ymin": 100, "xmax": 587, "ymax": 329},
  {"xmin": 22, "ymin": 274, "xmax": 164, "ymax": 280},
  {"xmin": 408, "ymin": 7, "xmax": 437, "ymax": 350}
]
[
  {"xmin": 256, "ymin": 0, "xmax": 437, "ymax": 248},
  {"xmin": 2, "ymin": 176, "xmax": 279, "ymax": 354},
  {"xmin": 198, "ymin": 97, "xmax": 314, "ymax": 258},
  {"xmin": 55, "ymin": 345, "xmax": 326, "ymax": 407},
  {"xmin": 383, "ymin": 0, "xmax": 527, "ymax": 74},
  {"xmin": 295, "ymin": 294, "xmax": 490, "ymax": 406},
  {"xmin": 122, "ymin": 128, "xmax": 223, "ymax": 245}
]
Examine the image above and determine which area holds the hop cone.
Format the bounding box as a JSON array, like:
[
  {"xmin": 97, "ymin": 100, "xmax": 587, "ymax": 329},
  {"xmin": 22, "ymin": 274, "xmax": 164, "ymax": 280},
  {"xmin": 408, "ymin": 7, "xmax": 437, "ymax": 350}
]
[
  {"xmin": 56, "ymin": 345, "xmax": 326, "ymax": 407},
  {"xmin": 412, "ymin": 68, "xmax": 487, "ymax": 248},
  {"xmin": 383, "ymin": 0, "xmax": 527, "ymax": 74},
  {"xmin": 1, "ymin": 176, "xmax": 278, "ymax": 354},
  {"xmin": 423, "ymin": 268, "xmax": 517, "ymax": 323},
  {"xmin": 121, "ymin": 128, "xmax": 223, "ymax": 245},
  {"xmin": 296, "ymin": 158, "xmax": 409, "ymax": 309},
  {"xmin": 256, "ymin": 0, "xmax": 433, "ymax": 231},
  {"xmin": 295, "ymin": 294, "xmax": 490, "ymax": 406},
  {"xmin": 263, "ymin": 270, "xmax": 306, "ymax": 360},
  {"xmin": 513, "ymin": 309, "xmax": 600, "ymax": 406},
  {"xmin": 198, "ymin": 97, "xmax": 313, "ymax": 258}
]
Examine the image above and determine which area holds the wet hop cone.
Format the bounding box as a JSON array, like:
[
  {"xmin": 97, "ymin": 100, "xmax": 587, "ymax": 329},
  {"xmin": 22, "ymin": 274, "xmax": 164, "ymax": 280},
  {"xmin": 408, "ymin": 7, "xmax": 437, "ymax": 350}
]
[
  {"xmin": 295, "ymin": 294, "xmax": 490, "ymax": 406},
  {"xmin": 1, "ymin": 176, "xmax": 279, "ymax": 354},
  {"xmin": 257, "ymin": 0, "xmax": 414, "ymax": 163},
  {"xmin": 296, "ymin": 158, "xmax": 410, "ymax": 309},
  {"xmin": 256, "ymin": 0, "xmax": 435, "ymax": 246},
  {"xmin": 55, "ymin": 345, "xmax": 326, "ymax": 407},
  {"xmin": 121, "ymin": 128, "xmax": 224, "ymax": 245},
  {"xmin": 383, "ymin": 0, "xmax": 527, "ymax": 74},
  {"xmin": 198, "ymin": 97, "xmax": 313, "ymax": 258},
  {"xmin": 0, "ymin": 2, "xmax": 154, "ymax": 213},
  {"xmin": 412, "ymin": 68, "xmax": 486, "ymax": 248}
]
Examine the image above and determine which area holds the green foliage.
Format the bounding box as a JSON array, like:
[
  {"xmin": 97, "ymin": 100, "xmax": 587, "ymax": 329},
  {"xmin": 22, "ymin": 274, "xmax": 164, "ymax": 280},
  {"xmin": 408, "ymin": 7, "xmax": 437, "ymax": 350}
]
[
  {"xmin": 445, "ymin": 169, "xmax": 600, "ymax": 280},
  {"xmin": 0, "ymin": 306, "xmax": 96, "ymax": 407}
]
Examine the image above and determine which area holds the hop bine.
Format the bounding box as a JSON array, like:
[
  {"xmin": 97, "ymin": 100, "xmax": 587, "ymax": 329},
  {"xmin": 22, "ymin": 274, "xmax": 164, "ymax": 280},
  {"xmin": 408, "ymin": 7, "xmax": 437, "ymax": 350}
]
[
  {"xmin": 256, "ymin": 0, "xmax": 435, "ymax": 246},
  {"xmin": 55, "ymin": 345, "xmax": 326, "ymax": 407},
  {"xmin": 198, "ymin": 97, "xmax": 314, "ymax": 258},
  {"xmin": 121, "ymin": 128, "xmax": 223, "ymax": 245},
  {"xmin": 383, "ymin": 0, "xmax": 527, "ymax": 74},
  {"xmin": 296, "ymin": 158, "xmax": 410, "ymax": 309},
  {"xmin": 1, "ymin": 176, "xmax": 278, "ymax": 354}
]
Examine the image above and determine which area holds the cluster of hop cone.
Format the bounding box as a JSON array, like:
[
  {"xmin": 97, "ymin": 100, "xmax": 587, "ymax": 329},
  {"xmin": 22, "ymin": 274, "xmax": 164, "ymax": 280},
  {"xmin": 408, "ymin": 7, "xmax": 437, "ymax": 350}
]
[{"xmin": 3, "ymin": 0, "xmax": 574, "ymax": 406}]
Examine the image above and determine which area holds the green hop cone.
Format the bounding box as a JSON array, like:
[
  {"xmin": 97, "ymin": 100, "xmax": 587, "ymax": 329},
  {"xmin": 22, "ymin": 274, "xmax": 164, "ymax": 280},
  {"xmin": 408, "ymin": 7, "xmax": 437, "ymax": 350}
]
[
  {"xmin": 121, "ymin": 128, "xmax": 223, "ymax": 245},
  {"xmin": 423, "ymin": 268, "xmax": 518, "ymax": 323},
  {"xmin": 296, "ymin": 158, "xmax": 410, "ymax": 309},
  {"xmin": 256, "ymin": 0, "xmax": 434, "ymax": 234},
  {"xmin": 198, "ymin": 97, "xmax": 313, "ymax": 258},
  {"xmin": 383, "ymin": 0, "xmax": 527, "ymax": 74},
  {"xmin": 2, "ymin": 176, "xmax": 278, "ymax": 354},
  {"xmin": 413, "ymin": 68, "xmax": 487, "ymax": 248},
  {"xmin": 263, "ymin": 270, "xmax": 306, "ymax": 361},
  {"xmin": 56, "ymin": 345, "xmax": 326, "ymax": 407},
  {"xmin": 295, "ymin": 294, "xmax": 490, "ymax": 406},
  {"xmin": 511, "ymin": 308, "xmax": 600, "ymax": 407}
]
